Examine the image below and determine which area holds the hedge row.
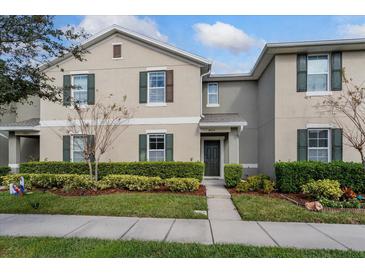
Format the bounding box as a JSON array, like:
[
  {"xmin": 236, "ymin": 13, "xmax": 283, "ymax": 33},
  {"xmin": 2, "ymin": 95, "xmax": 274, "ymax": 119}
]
[
  {"xmin": 275, "ymin": 161, "xmax": 365, "ymax": 193},
  {"xmin": 20, "ymin": 161, "xmax": 204, "ymax": 181},
  {"xmin": 1, "ymin": 173, "xmax": 200, "ymax": 192}
]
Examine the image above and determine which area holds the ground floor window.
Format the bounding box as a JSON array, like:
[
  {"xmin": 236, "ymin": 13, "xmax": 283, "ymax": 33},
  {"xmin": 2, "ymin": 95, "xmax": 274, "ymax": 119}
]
[
  {"xmin": 308, "ymin": 129, "xmax": 330, "ymax": 162},
  {"xmin": 148, "ymin": 134, "xmax": 165, "ymax": 161},
  {"xmin": 72, "ymin": 135, "xmax": 85, "ymax": 162}
]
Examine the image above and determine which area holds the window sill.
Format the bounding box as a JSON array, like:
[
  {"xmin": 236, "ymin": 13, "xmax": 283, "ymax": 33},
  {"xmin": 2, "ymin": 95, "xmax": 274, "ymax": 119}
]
[
  {"xmin": 146, "ymin": 103, "xmax": 167, "ymax": 107},
  {"xmin": 306, "ymin": 91, "xmax": 333, "ymax": 97},
  {"xmin": 206, "ymin": 104, "xmax": 220, "ymax": 108},
  {"xmin": 112, "ymin": 57, "xmax": 123, "ymax": 60}
]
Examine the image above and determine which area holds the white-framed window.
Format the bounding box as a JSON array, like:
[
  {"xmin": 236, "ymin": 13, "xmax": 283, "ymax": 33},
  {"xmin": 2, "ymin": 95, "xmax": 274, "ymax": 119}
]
[
  {"xmin": 72, "ymin": 75, "xmax": 88, "ymax": 105},
  {"xmin": 307, "ymin": 54, "xmax": 329, "ymax": 92},
  {"xmin": 148, "ymin": 71, "xmax": 166, "ymax": 104},
  {"xmin": 147, "ymin": 134, "xmax": 165, "ymax": 161},
  {"xmin": 207, "ymin": 83, "xmax": 219, "ymax": 107},
  {"xmin": 71, "ymin": 135, "xmax": 85, "ymax": 162},
  {"xmin": 112, "ymin": 43, "xmax": 122, "ymax": 59},
  {"xmin": 308, "ymin": 129, "xmax": 330, "ymax": 162}
]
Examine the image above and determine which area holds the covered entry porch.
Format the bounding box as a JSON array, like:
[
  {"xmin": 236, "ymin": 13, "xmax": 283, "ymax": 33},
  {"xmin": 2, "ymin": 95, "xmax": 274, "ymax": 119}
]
[
  {"xmin": 0, "ymin": 118, "xmax": 40, "ymax": 172},
  {"xmin": 199, "ymin": 114, "xmax": 247, "ymax": 179}
]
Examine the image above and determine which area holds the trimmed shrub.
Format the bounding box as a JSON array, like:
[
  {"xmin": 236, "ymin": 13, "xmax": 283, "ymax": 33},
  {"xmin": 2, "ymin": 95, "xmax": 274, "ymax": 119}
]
[
  {"xmin": 246, "ymin": 174, "xmax": 271, "ymax": 191},
  {"xmin": 0, "ymin": 166, "xmax": 10, "ymax": 183},
  {"xmin": 275, "ymin": 161, "xmax": 365, "ymax": 193},
  {"xmin": 262, "ymin": 179, "xmax": 275, "ymax": 194},
  {"xmin": 236, "ymin": 175, "xmax": 274, "ymax": 193},
  {"xmin": 164, "ymin": 178, "xmax": 200, "ymax": 192},
  {"xmin": 20, "ymin": 161, "xmax": 204, "ymax": 181},
  {"xmin": 302, "ymin": 179, "xmax": 343, "ymax": 200},
  {"xmin": 236, "ymin": 180, "xmax": 250, "ymax": 192},
  {"xmin": 224, "ymin": 164, "xmax": 242, "ymax": 188},
  {"xmin": 1, "ymin": 173, "xmax": 94, "ymax": 191},
  {"xmin": 97, "ymin": 174, "xmax": 162, "ymax": 191}
]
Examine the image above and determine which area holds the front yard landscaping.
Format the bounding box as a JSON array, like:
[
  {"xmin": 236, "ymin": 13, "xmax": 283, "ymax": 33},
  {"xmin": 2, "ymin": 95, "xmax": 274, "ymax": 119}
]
[
  {"xmin": 0, "ymin": 236, "xmax": 364, "ymax": 258},
  {"xmin": 0, "ymin": 191, "xmax": 207, "ymax": 219},
  {"xmin": 232, "ymin": 193, "xmax": 365, "ymax": 224}
]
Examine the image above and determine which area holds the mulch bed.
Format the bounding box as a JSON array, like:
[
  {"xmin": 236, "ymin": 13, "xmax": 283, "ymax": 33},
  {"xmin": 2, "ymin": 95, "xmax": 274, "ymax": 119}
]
[
  {"xmin": 50, "ymin": 185, "xmax": 206, "ymax": 197},
  {"xmin": 230, "ymin": 188, "xmax": 365, "ymax": 213}
]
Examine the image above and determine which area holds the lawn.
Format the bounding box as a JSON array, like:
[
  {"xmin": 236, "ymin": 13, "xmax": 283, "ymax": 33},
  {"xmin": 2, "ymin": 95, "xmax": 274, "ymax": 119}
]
[
  {"xmin": 232, "ymin": 194, "xmax": 365, "ymax": 224},
  {"xmin": 0, "ymin": 236, "xmax": 364, "ymax": 258},
  {"xmin": 0, "ymin": 191, "xmax": 207, "ymax": 219}
]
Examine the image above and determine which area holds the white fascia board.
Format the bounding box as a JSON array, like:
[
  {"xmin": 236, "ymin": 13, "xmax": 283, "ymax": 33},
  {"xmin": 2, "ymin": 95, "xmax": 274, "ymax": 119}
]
[
  {"xmin": 199, "ymin": 121, "xmax": 248, "ymax": 127},
  {"xmin": 40, "ymin": 116, "xmax": 201, "ymax": 127}
]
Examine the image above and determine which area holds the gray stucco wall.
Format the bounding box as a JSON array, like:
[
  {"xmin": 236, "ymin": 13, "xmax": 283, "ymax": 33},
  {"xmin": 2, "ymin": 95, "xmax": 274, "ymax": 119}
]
[
  {"xmin": 257, "ymin": 59, "xmax": 275, "ymax": 177},
  {"xmin": 202, "ymin": 80, "xmax": 259, "ymax": 176}
]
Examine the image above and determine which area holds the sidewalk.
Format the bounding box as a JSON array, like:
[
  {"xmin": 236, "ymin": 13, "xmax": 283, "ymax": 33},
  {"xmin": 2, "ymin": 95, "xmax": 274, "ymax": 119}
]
[{"xmin": 1, "ymin": 213, "xmax": 365, "ymax": 251}]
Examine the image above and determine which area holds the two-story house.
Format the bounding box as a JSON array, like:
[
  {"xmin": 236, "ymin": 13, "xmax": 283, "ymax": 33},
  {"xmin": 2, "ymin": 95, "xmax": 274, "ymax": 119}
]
[{"xmin": 1, "ymin": 25, "xmax": 364, "ymax": 178}]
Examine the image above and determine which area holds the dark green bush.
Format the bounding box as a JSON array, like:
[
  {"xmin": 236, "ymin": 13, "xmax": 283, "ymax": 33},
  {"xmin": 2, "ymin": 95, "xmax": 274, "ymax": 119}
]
[
  {"xmin": 224, "ymin": 164, "xmax": 242, "ymax": 188},
  {"xmin": 0, "ymin": 166, "xmax": 10, "ymax": 183},
  {"xmin": 20, "ymin": 161, "xmax": 204, "ymax": 181},
  {"xmin": 275, "ymin": 161, "xmax": 365, "ymax": 193}
]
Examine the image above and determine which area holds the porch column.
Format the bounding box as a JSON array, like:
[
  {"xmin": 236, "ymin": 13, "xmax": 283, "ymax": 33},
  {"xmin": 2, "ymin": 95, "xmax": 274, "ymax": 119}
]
[
  {"xmin": 228, "ymin": 128, "xmax": 239, "ymax": 164},
  {"xmin": 8, "ymin": 131, "xmax": 20, "ymax": 173}
]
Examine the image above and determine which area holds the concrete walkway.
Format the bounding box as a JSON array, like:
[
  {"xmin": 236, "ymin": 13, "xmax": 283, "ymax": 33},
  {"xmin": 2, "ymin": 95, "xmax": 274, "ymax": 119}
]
[
  {"xmin": 203, "ymin": 179, "xmax": 241, "ymax": 220},
  {"xmin": 1, "ymin": 213, "xmax": 365, "ymax": 251}
]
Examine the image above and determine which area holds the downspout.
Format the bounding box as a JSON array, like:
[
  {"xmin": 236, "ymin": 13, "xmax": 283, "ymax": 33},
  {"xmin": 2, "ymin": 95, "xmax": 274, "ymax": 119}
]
[{"xmin": 200, "ymin": 67, "xmax": 211, "ymax": 118}]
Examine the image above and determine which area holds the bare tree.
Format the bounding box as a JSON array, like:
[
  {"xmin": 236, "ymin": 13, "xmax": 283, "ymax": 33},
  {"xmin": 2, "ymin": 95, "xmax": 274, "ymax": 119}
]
[
  {"xmin": 65, "ymin": 95, "xmax": 133, "ymax": 180},
  {"xmin": 314, "ymin": 69, "xmax": 365, "ymax": 170}
]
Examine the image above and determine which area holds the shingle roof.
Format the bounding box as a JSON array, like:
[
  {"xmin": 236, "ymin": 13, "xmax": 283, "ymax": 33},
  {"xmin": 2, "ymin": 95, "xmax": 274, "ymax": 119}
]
[
  {"xmin": 0, "ymin": 118, "xmax": 40, "ymax": 131},
  {"xmin": 199, "ymin": 113, "xmax": 247, "ymax": 127}
]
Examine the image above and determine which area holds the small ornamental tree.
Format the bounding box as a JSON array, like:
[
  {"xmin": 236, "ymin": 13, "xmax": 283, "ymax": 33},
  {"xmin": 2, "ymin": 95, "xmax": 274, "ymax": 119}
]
[
  {"xmin": 313, "ymin": 69, "xmax": 365, "ymax": 170},
  {"xmin": 64, "ymin": 95, "xmax": 133, "ymax": 181},
  {"xmin": 0, "ymin": 15, "xmax": 89, "ymax": 113}
]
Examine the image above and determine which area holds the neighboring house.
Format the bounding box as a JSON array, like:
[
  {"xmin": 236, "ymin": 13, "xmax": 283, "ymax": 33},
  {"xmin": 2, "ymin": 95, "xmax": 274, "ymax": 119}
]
[{"xmin": 0, "ymin": 25, "xmax": 364, "ymax": 178}]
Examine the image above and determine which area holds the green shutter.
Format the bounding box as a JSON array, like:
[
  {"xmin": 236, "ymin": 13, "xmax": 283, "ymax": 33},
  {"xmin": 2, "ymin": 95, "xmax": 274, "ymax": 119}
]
[
  {"xmin": 139, "ymin": 134, "xmax": 147, "ymax": 161},
  {"xmin": 297, "ymin": 129, "xmax": 308, "ymax": 161},
  {"xmin": 332, "ymin": 128, "xmax": 343, "ymax": 161},
  {"xmin": 63, "ymin": 135, "xmax": 71, "ymax": 162},
  {"xmin": 331, "ymin": 52, "xmax": 342, "ymax": 91},
  {"xmin": 87, "ymin": 74, "xmax": 95, "ymax": 105},
  {"xmin": 165, "ymin": 134, "xmax": 173, "ymax": 161},
  {"xmin": 297, "ymin": 54, "xmax": 307, "ymax": 92},
  {"xmin": 139, "ymin": 72, "xmax": 148, "ymax": 103},
  {"xmin": 63, "ymin": 75, "xmax": 71, "ymax": 106}
]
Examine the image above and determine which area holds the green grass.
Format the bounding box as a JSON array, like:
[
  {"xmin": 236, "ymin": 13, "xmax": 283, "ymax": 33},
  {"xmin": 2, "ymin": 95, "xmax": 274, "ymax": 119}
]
[
  {"xmin": 0, "ymin": 236, "xmax": 364, "ymax": 258},
  {"xmin": 0, "ymin": 191, "xmax": 207, "ymax": 219},
  {"xmin": 232, "ymin": 194, "xmax": 365, "ymax": 224}
]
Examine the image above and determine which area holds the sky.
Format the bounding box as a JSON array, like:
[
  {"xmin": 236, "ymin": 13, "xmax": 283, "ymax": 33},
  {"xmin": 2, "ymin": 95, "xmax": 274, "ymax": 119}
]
[{"xmin": 54, "ymin": 15, "xmax": 365, "ymax": 74}]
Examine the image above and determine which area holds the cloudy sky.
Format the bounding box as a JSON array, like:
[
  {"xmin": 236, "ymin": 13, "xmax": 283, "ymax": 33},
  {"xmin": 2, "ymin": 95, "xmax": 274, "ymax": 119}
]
[{"xmin": 55, "ymin": 15, "xmax": 365, "ymax": 74}]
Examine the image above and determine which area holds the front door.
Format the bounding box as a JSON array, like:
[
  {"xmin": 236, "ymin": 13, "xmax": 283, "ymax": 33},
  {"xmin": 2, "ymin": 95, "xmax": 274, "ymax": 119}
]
[{"xmin": 204, "ymin": 140, "xmax": 220, "ymax": 177}]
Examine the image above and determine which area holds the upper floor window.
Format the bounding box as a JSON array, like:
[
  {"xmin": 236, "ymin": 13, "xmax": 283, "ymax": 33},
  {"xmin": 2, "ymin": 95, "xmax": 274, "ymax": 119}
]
[
  {"xmin": 307, "ymin": 55, "xmax": 329, "ymax": 92},
  {"xmin": 148, "ymin": 71, "xmax": 166, "ymax": 104},
  {"xmin": 308, "ymin": 129, "xmax": 330, "ymax": 162},
  {"xmin": 72, "ymin": 75, "xmax": 88, "ymax": 106},
  {"xmin": 148, "ymin": 134, "xmax": 165, "ymax": 161},
  {"xmin": 207, "ymin": 83, "xmax": 219, "ymax": 107},
  {"xmin": 113, "ymin": 44, "xmax": 122, "ymax": 59}
]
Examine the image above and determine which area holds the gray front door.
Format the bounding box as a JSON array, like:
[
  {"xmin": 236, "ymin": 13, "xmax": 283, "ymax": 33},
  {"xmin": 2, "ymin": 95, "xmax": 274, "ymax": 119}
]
[{"xmin": 204, "ymin": 140, "xmax": 220, "ymax": 176}]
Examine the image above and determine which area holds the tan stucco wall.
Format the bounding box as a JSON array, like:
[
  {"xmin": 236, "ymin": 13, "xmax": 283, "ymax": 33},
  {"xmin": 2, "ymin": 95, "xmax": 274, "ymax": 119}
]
[
  {"xmin": 40, "ymin": 123, "xmax": 200, "ymax": 162},
  {"xmin": 274, "ymin": 52, "xmax": 365, "ymax": 163},
  {"xmin": 42, "ymin": 33, "xmax": 202, "ymax": 121}
]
